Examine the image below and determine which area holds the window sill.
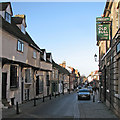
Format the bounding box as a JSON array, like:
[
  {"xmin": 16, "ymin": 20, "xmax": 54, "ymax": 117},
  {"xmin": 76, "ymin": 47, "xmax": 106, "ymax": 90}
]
[{"xmin": 17, "ymin": 50, "xmax": 23, "ymax": 53}]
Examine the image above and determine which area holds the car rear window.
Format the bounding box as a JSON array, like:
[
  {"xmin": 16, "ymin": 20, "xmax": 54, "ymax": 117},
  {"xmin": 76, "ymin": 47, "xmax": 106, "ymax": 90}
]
[{"xmin": 79, "ymin": 89, "xmax": 89, "ymax": 92}]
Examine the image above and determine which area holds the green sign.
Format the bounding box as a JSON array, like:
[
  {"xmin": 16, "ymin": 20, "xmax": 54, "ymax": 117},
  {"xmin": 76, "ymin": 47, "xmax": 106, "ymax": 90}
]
[
  {"xmin": 96, "ymin": 23, "xmax": 109, "ymax": 41},
  {"xmin": 96, "ymin": 17, "xmax": 110, "ymax": 22}
]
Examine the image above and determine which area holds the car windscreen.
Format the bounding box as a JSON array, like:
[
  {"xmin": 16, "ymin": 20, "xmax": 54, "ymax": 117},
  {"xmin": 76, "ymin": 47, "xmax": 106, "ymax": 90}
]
[{"xmin": 79, "ymin": 89, "xmax": 89, "ymax": 92}]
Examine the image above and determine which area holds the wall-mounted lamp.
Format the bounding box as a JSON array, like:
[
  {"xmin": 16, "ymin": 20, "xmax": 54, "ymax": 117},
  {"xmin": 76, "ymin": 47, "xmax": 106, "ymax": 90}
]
[{"xmin": 94, "ymin": 54, "xmax": 98, "ymax": 62}]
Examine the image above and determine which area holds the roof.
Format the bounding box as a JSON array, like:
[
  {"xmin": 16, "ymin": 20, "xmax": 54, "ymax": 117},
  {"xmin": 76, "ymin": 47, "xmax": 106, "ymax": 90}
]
[
  {"xmin": 0, "ymin": 2, "xmax": 10, "ymax": 11},
  {"xmin": 14, "ymin": 14, "xmax": 27, "ymax": 27},
  {"xmin": 40, "ymin": 49, "xmax": 46, "ymax": 55},
  {"xmin": 46, "ymin": 53, "xmax": 51, "ymax": 58},
  {"xmin": 0, "ymin": 15, "xmax": 40, "ymax": 52},
  {"xmin": 52, "ymin": 60, "xmax": 70, "ymax": 75},
  {"xmin": 12, "ymin": 17, "xmax": 23, "ymax": 25},
  {"xmin": 0, "ymin": 2, "xmax": 13, "ymax": 15}
]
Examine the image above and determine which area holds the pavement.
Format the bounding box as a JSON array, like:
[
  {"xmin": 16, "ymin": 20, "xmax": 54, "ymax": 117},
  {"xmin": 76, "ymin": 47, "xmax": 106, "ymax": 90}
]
[{"xmin": 1, "ymin": 91, "xmax": 120, "ymax": 119}]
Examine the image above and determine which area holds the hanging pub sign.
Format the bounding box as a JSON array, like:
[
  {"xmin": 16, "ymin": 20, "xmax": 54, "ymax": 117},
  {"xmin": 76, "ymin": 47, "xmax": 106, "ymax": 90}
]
[
  {"xmin": 96, "ymin": 17, "xmax": 110, "ymax": 22},
  {"xmin": 96, "ymin": 23, "xmax": 109, "ymax": 41},
  {"xmin": 96, "ymin": 17, "xmax": 110, "ymax": 41}
]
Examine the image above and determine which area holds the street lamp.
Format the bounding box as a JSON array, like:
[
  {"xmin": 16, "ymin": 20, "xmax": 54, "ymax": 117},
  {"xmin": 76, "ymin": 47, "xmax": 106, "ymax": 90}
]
[{"xmin": 94, "ymin": 54, "xmax": 98, "ymax": 62}]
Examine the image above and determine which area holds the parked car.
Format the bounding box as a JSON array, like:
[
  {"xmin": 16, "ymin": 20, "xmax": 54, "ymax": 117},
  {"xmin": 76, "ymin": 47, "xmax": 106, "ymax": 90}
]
[{"xmin": 77, "ymin": 88, "xmax": 91, "ymax": 100}]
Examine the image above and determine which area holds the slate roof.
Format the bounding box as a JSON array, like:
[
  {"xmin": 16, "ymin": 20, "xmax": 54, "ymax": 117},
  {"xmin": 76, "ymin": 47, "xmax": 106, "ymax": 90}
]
[
  {"xmin": 0, "ymin": 2, "xmax": 9, "ymax": 11},
  {"xmin": 52, "ymin": 60, "xmax": 70, "ymax": 75},
  {"xmin": 41, "ymin": 49, "xmax": 45, "ymax": 55},
  {"xmin": 46, "ymin": 53, "xmax": 51, "ymax": 58},
  {"xmin": 12, "ymin": 17, "xmax": 23, "ymax": 24},
  {"xmin": 0, "ymin": 2, "xmax": 13, "ymax": 15},
  {"xmin": 0, "ymin": 15, "xmax": 40, "ymax": 52}
]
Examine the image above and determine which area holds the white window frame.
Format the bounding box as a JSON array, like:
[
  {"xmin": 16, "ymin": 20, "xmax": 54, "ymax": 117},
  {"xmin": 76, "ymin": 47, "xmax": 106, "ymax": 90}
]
[
  {"xmin": 33, "ymin": 51, "xmax": 37, "ymax": 59},
  {"xmin": 21, "ymin": 24, "xmax": 25, "ymax": 34},
  {"xmin": 17, "ymin": 40, "xmax": 24, "ymax": 52},
  {"xmin": 5, "ymin": 12, "xmax": 11, "ymax": 23}
]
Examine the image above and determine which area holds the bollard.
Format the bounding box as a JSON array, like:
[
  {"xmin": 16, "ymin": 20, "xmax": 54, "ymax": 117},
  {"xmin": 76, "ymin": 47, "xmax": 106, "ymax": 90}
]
[
  {"xmin": 16, "ymin": 102, "xmax": 19, "ymax": 114},
  {"xmin": 34, "ymin": 97, "xmax": 36, "ymax": 106},
  {"xmin": 43, "ymin": 95, "xmax": 44, "ymax": 102},
  {"xmin": 55, "ymin": 93, "xmax": 56, "ymax": 98},
  {"xmin": 93, "ymin": 94, "xmax": 95, "ymax": 102},
  {"xmin": 59, "ymin": 92, "xmax": 60, "ymax": 97},
  {"xmin": 69, "ymin": 89, "xmax": 70, "ymax": 94},
  {"xmin": 49, "ymin": 94, "xmax": 51, "ymax": 100}
]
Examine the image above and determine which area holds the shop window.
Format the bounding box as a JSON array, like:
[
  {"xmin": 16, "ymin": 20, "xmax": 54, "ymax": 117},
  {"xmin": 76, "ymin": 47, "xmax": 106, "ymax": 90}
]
[
  {"xmin": 46, "ymin": 74, "xmax": 50, "ymax": 86},
  {"xmin": 25, "ymin": 69, "xmax": 31, "ymax": 83},
  {"xmin": 10, "ymin": 65, "xmax": 18, "ymax": 88},
  {"xmin": 39, "ymin": 76, "xmax": 43, "ymax": 93}
]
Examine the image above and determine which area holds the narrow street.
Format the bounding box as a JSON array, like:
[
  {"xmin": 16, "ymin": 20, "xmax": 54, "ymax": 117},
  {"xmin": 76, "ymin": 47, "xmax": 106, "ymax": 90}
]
[{"xmin": 2, "ymin": 92, "xmax": 118, "ymax": 119}]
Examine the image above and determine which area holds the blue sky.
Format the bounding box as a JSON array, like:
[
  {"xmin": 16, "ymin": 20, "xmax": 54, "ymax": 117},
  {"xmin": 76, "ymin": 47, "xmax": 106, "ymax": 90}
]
[{"xmin": 12, "ymin": 2, "xmax": 105, "ymax": 76}]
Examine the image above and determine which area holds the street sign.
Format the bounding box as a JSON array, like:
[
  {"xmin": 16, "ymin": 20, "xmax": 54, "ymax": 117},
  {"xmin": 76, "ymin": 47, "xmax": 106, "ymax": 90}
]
[
  {"xmin": 96, "ymin": 17, "xmax": 110, "ymax": 22},
  {"xmin": 96, "ymin": 23, "xmax": 109, "ymax": 41}
]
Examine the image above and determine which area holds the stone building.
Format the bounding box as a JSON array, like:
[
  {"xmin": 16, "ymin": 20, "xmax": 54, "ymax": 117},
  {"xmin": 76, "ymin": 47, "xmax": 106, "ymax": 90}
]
[
  {"xmin": 97, "ymin": 0, "xmax": 120, "ymax": 118},
  {"xmin": 0, "ymin": 2, "xmax": 53, "ymax": 108}
]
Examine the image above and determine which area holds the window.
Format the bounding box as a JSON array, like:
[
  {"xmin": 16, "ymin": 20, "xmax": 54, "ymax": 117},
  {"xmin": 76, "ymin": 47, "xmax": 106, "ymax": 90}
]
[
  {"xmin": 5, "ymin": 12, "xmax": 11, "ymax": 23},
  {"xmin": 55, "ymin": 70, "xmax": 58, "ymax": 79},
  {"xmin": 39, "ymin": 76, "xmax": 43, "ymax": 93},
  {"xmin": 10, "ymin": 65, "xmax": 18, "ymax": 88},
  {"xmin": 17, "ymin": 40, "xmax": 24, "ymax": 52},
  {"xmin": 46, "ymin": 74, "xmax": 50, "ymax": 86},
  {"xmin": 25, "ymin": 69, "xmax": 31, "ymax": 83},
  {"xmin": 118, "ymin": 59, "xmax": 120, "ymax": 98},
  {"xmin": 52, "ymin": 71, "xmax": 55, "ymax": 79},
  {"xmin": 33, "ymin": 51, "xmax": 37, "ymax": 59},
  {"xmin": 117, "ymin": 42, "xmax": 120, "ymax": 54},
  {"xmin": 21, "ymin": 24, "xmax": 25, "ymax": 34}
]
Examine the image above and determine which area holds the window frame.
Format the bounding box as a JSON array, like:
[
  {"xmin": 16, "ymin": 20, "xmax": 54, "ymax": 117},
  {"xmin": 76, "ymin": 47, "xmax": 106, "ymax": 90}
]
[
  {"xmin": 5, "ymin": 12, "xmax": 11, "ymax": 23},
  {"xmin": 33, "ymin": 51, "xmax": 37, "ymax": 59},
  {"xmin": 21, "ymin": 24, "xmax": 26, "ymax": 34},
  {"xmin": 17, "ymin": 40, "xmax": 24, "ymax": 53},
  {"xmin": 10, "ymin": 65, "xmax": 19, "ymax": 88},
  {"xmin": 116, "ymin": 41, "xmax": 120, "ymax": 54}
]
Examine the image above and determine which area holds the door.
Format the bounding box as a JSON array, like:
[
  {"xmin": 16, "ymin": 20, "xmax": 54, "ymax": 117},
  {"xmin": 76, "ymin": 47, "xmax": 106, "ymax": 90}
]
[
  {"xmin": 21, "ymin": 82, "xmax": 24, "ymax": 102},
  {"xmin": 2, "ymin": 73, "xmax": 7, "ymax": 99},
  {"xmin": 36, "ymin": 76, "xmax": 39, "ymax": 95}
]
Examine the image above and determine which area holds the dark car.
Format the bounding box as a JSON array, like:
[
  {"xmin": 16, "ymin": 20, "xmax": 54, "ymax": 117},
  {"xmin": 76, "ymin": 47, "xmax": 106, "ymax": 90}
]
[{"xmin": 77, "ymin": 88, "xmax": 91, "ymax": 100}]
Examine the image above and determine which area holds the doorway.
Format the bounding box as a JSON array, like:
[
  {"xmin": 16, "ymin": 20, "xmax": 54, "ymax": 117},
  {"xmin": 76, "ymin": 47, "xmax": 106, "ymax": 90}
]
[{"xmin": 2, "ymin": 73, "xmax": 7, "ymax": 99}]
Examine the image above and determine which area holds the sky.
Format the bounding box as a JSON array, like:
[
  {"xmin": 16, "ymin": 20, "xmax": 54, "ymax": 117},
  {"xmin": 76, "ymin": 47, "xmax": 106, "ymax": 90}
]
[{"xmin": 12, "ymin": 2, "xmax": 105, "ymax": 76}]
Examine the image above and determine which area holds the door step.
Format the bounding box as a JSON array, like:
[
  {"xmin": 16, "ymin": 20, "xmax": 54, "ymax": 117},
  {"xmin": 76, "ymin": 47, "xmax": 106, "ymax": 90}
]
[{"xmin": 2, "ymin": 99, "xmax": 12, "ymax": 109}]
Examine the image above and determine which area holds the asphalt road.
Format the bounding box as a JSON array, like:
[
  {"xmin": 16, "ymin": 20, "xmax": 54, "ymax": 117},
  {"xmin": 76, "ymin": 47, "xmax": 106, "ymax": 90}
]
[{"xmin": 2, "ymin": 91, "xmax": 118, "ymax": 119}]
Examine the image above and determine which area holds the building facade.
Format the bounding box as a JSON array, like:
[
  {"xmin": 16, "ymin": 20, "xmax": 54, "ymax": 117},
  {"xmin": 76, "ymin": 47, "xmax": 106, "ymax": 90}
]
[
  {"xmin": 0, "ymin": 2, "xmax": 52, "ymax": 107},
  {"xmin": 97, "ymin": 0, "xmax": 120, "ymax": 118}
]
